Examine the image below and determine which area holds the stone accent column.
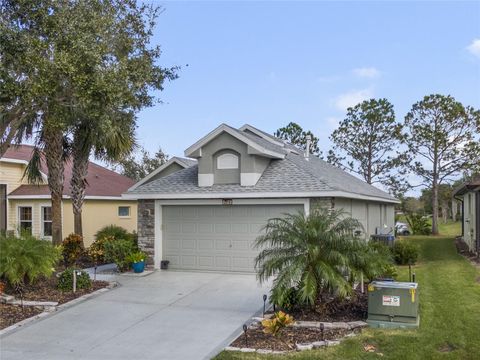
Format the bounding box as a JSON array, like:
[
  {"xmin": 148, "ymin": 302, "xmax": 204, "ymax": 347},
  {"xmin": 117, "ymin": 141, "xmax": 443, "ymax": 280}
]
[{"xmin": 137, "ymin": 199, "xmax": 155, "ymax": 265}]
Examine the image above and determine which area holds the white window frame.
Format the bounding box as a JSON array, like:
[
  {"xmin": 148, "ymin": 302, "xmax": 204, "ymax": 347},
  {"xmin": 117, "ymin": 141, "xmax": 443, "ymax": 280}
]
[
  {"xmin": 217, "ymin": 153, "xmax": 239, "ymax": 169},
  {"xmin": 118, "ymin": 206, "xmax": 131, "ymax": 218},
  {"xmin": 17, "ymin": 205, "xmax": 33, "ymax": 234},
  {"xmin": 41, "ymin": 205, "xmax": 53, "ymax": 239}
]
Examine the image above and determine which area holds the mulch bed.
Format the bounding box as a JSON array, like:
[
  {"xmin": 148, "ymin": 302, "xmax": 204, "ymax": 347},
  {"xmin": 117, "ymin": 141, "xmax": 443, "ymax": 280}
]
[
  {"xmin": 5, "ymin": 276, "xmax": 109, "ymax": 304},
  {"xmin": 231, "ymin": 326, "xmax": 355, "ymax": 351},
  {"xmin": 0, "ymin": 303, "xmax": 43, "ymax": 330},
  {"xmin": 285, "ymin": 289, "xmax": 368, "ymax": 322}
]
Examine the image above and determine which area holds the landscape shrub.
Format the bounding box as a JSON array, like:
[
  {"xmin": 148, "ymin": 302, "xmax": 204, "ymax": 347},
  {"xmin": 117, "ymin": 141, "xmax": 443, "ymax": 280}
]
[
  {"xmin": 274, "ymin": 287, "xmax": 302, "ymax": 311},
  {"xmin": 406, "ymin": 213, "xmax": 431, "ymax": 235},
  {"xmin": 103, "ymin": 239, "xmax": 137, "ymax": 271},
  {"xmin": 87, "ymin": 236, "xmax": 112, "ymax": 264},
  {"xmin": 365, "ymin": 241, "xmax": 397, "ymax": 279},
  {"xmin": 0, "ymin": 233, "xmax": 60, "ymax": 287},
  {"xmin": 57, "ymin": 268, "xmax": 91, "ymax": 292},
  {"xmin": 380, "ymin": 263, "xmax": 399, "ymax": 279},
  {"xmin": 261, "ymin": 311, "xmax": 294, "ymax": 336},
  {"xmin": 126, "ymin": 251, "xmax": 147, "ymax": 264},
  {"xmin": 392, "ymin": 240, "xmax": 420, "ymax": 265},
  {"xmin": 62, "ymin": 234, "xmax": 84, "ymax": 266},
  {"xmin": 95, "ymin": 225, "xmax": 135, "ymax": 242}
]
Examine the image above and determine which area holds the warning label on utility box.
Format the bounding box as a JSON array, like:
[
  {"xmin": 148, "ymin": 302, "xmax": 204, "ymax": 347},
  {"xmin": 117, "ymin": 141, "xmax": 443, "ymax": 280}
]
[{"xmin": 382, "ymin": 295, "xmax": 400, "ymax": 306}]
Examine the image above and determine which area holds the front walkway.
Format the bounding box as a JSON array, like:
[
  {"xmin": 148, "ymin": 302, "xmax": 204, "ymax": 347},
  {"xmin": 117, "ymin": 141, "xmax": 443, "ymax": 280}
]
[{"xmin": 0, "ymin": 271, "xmax": 268, "ymax": 360}]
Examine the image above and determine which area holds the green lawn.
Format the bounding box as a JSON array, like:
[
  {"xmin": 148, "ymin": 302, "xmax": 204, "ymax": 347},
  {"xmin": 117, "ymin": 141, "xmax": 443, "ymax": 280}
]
[
  {"xmin": 215, "ymin": 235, "xmax": 480, "ymax": 360},
  {"xmin": 438, "ymin": 221, "xmax": 461, "ymax": 237}
]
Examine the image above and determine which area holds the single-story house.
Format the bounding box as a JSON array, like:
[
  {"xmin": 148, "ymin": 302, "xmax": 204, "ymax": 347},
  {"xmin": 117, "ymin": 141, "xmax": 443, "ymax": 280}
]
[
  {"xmin": 124, "ymin": 124, "xmax": 399, "ymax": 272},
  {"xmin": 0, "ymin": 145, "xmax": 140, "ymax": 246},
  {"xmin": 453, "ymin": 176, "xmax": 480, "ymax": 254}
]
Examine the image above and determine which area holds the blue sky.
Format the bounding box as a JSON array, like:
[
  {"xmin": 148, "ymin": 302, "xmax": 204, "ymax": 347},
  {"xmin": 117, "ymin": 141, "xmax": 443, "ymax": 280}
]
[{"xmin": 137, "ymin": 0, "xmax": 480, "ymax": 159}]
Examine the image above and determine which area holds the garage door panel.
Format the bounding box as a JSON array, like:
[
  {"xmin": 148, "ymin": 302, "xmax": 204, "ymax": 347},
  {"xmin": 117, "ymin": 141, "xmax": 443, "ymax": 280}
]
[
  {"xmin": 164, "ymin": 222, "xmax": 181, "ymax": 233},
  {"xmin": 198, "ymin": 256, "xmax": 214, "ymax": 267},
  {"xmin": 163, "ymin": 204, "xmax": 303, "ymax": 272},
  {"xmin": 181, "ymin": 207, "xmax": 197, "ymax": 218},
  {"xmin": 181, "ymin": 255, "xmax": 196, "ymax": 267},
  {"xmin": 215, "ymin": 239, "xmax": 231, "ymax": 250},
  {"xmin": 214, "ymin": 207, "xmax": 231, "ymax": 217},
  {"xmin": 198, "ymin": 239, "xmax": 214, "ymax": 250},
  {"xmin": 181, "ymin": 223, "xmax": 196, "ymax": 233},
  {"xmin": 181, "ymin": 239, "xmax": 196, "ymax": 250},
  {"xmin": 232, "ymin": 257, "xmax": 254, "ymax": 270},
  {"xmin": 215, "ymin": 256, "xmax": 231, "ymax": 268},
  {"xmin": 232, "ymin": 207, "xmax": 249, "ymax": 217},
  {"xmin": 198, "ymin": 223, "xmax": 214, "ymax": 233},
  {"xmin": 232, "ymin": 239, "xmax": 251, "ymax": 250},
  {"xmin": 165, "ymin": 239, "xmax": 180, "ymax": 250},
  {"xmin": 231, "ymin": 223, "xmax": 249, "ymax": 233}
]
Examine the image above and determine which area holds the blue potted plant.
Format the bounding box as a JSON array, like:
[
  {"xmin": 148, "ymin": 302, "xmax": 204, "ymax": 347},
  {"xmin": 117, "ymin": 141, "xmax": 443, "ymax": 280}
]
[{"xmin": 127, "ymin": 251, "xmax": 147, "ymax": 273}]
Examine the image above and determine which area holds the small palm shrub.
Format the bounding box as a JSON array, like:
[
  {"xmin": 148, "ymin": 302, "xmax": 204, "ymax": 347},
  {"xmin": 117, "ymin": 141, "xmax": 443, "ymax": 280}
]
[
  {"xmin": 392, "ymin": 240, "xmax": 420, "ymax": 265},
  {"xmin": 57, "ymin": 268, "xmax": 91, "ymax": 292},
  {"xmin": 261, "ymin": 311, "xmax": 294, "ymax": 336},
  {"xmin": 0, "ymin": 233, "xmax": 60, "ymax": 287},
  {"xmin": 255, "ymin": 207, "xmax": 391, "ymax": 306},
  {"xmin": 103, "ymin": 239, "xmax": 137, "ymax": 271},
  {"xmin": 62, "ymin": 234, "xmax": 84, "ymax": 266}
]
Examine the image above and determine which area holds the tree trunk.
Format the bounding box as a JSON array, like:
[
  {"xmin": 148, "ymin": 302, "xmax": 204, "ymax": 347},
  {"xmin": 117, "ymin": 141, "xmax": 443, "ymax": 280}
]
[
  {"xmin": 70, "ymin": 133, "xmax": 90, "ymax": 247},
  {"xmin": 43, "ymin": 127, "xmax": 65, "ymax": 245},
  {"xmin": 431, "ymin": 180, "xmax": 439, "ymax": 235},
  {"xmin": 451, "ymin": 198, "xmax": 457, "ymax": 222},
  {"xmin": 441, "ymin": 203, "xmax": 448, "ymax": 223}
]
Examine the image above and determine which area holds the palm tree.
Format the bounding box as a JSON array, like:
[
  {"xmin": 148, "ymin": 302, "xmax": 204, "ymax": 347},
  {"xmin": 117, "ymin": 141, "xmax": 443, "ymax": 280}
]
[
  {"xmin": 70, "ymin": 112, "xmax": 135, "ymax": 240},
  {"xmin": 24, "ymin": 124, "xmax": 69, "ymax": 246},
  {"xmin": 255, "ymin": 207, "xmax": 389, "ymax": 307}
]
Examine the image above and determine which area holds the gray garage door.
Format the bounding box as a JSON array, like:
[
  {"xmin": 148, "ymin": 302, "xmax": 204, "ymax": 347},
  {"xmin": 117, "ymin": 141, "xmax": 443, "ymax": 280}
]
[{"xmin": 163, "ymin": 204, "xmax": 303, "ymax": 272}]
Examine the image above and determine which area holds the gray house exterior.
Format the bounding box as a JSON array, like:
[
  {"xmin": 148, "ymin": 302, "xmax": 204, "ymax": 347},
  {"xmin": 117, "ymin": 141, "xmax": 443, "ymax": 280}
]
[
  {"xmin": 453, "ymin": 176, "xmax": 480, "ymax": 255},
  {"xmin": 125, "ymin": 124, "xmax": 399, "ymax": 272}
]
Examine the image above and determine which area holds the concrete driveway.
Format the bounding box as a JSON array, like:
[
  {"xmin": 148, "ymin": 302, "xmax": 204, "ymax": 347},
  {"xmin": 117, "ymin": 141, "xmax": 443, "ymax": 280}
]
[{"xmin": 0, "ymin": 271, "xmax": 269, "ymax": 360}]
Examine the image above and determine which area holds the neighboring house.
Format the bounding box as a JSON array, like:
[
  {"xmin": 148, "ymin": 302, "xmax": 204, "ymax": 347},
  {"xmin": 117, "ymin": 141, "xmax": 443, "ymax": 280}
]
[
  {"xmin": 453, "ymin": 176, "xmax": 480, "ymax": 255},
  {"xmin": 0, "ymin": 145, "xmax": 137, "ymax": 246},
  {"xmin": 125, "ymin": 124, "xmax": 399, "ymax": 272}
]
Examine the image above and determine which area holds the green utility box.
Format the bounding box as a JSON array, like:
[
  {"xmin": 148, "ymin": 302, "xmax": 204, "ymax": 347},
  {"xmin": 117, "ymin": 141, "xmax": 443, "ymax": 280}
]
[{"xmin": 367, "ymin": 281, "xmax": 419, "ymax": 328}]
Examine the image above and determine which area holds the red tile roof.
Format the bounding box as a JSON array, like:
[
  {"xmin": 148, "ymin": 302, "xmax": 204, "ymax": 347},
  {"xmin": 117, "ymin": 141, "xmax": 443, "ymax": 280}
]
[{"xmin": 3, "ymin": 145, "xmax": 135, "ymax": 197}]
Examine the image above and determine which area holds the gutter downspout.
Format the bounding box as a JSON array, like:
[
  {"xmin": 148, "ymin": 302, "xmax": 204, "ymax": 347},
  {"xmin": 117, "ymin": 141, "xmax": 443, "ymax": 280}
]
[{"xmin": 454, "ymin": 194, "xmax": 464, "ymax": 238}]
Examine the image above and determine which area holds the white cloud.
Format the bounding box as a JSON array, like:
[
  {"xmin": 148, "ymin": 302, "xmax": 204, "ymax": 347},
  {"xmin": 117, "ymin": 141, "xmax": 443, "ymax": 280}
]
[
  {"xmin": 333, "ymin": 88, "xmax": 373, "ymax": 111},
  {"xmin": 352, "ymin": 67, "xmax": 381, "ymax": 78},
  {"xmin": 466, "ymin": 38, "xmax": 480, "ymax": 58}
]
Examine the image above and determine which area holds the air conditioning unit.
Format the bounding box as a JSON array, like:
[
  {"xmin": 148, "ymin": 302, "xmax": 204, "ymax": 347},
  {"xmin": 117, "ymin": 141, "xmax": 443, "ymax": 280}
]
[{"xmin": 367, "ymin": 281, "xmax": 419, "ymax": 328}]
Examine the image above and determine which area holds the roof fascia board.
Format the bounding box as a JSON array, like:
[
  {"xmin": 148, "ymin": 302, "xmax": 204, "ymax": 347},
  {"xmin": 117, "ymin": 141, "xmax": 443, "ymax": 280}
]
[
  {"xmin": 123, "ymin": 190, "xmax": 399, "ymax": 204},
  {"xmin": 184, "ymin": 124, "xmax": 285, "ymax": 159},
  {"xmin": 8, "ymin": 195, "xmax": 130, "ymax": 200},
  {"xmin": 128, "ymin": 158, "xmax": 189, "ymax": 191},
  {"xmin": 239, "ymin": 124, "xmax": 285, "ymax": 146}
]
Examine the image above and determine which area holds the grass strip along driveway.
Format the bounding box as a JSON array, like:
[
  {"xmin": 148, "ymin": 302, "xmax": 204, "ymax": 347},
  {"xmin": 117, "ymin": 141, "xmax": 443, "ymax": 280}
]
[{"xmin": 215, "ymin": 236, "xmax": 480, "ymax": 360}]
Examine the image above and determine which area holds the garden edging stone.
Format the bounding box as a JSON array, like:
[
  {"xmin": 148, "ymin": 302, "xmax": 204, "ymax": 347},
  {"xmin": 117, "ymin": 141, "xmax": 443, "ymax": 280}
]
[{"xmin": 224, "ymin": 317, "xmax": 367, "ymax": 354}]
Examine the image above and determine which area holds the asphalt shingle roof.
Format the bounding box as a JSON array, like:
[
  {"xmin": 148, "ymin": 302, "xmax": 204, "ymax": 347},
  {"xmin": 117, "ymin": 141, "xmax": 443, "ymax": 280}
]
[{"xmin": 128, "ymin": 140, "xmax": 397, "ymax": 202}]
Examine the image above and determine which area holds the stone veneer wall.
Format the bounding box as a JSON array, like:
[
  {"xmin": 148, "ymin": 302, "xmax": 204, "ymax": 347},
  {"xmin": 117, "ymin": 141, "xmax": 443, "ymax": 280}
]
[
  {"xmin": 137, "ymin": 199, "xmax": 155, "ymax": 264},
  {"xmin": 310, "ymin": 197, "xmax": 334, "ymax": 210}
]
